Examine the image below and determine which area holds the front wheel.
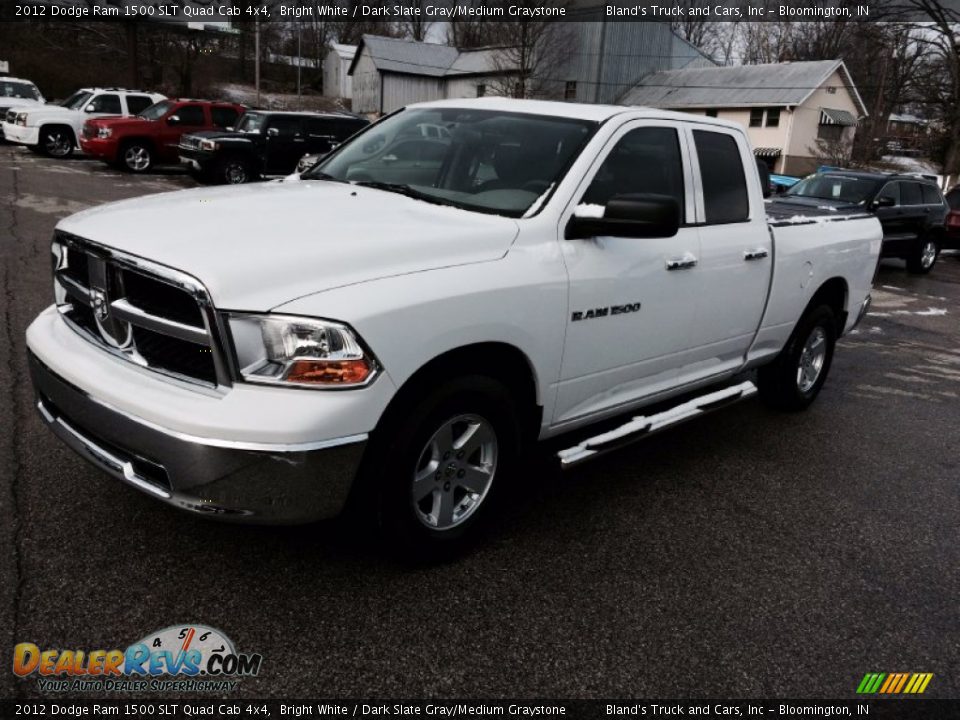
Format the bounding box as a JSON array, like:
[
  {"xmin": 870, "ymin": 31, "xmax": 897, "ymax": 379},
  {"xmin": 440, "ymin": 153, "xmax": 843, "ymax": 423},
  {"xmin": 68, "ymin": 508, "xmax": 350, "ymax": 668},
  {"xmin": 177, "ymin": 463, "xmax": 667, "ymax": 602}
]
[
  {"xmin": 363, "ymin": 376, "xmax": 522, "ymax": 560},
  {"xmin": 758, "ymin": 305, "xmax": 837, "ymax": 411},
  {"xmin": 40, "ymin": 126, "xmax": 74, "ymax": 158},
  {"xmin": 219, "ymin": 156, "xmax": 253, "ymax": 184},
  {"xmin": 121, "ymin": 141, "xmax": 153, "ymax": 173},
  {"xmin": 907, "ymin": 236, "xmax": 939, "ymax": 274}
]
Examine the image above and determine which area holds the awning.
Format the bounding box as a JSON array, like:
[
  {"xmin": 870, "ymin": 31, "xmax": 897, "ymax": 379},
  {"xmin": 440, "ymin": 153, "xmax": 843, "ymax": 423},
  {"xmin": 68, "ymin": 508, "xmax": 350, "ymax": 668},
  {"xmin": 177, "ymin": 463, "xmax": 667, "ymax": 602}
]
[
  {"xmin": 754, "ymin": 147, "xmax": 782, "ymax": 158},
  {"xmin": 819, "ymin": 108, "xmax": 858, "ymax": 126}
]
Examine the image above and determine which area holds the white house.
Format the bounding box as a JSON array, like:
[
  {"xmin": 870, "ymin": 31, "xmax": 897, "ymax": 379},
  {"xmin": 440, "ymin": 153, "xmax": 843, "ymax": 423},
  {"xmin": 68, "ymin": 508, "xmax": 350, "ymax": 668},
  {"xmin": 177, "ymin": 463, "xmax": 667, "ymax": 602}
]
[
  {"xmin": 624, "ymin": 60, "xmax": 868, "ymax": 176},
  {"xmin": 350, "ymin": 20, "xmax": 714, "ymax": 116},
  {"xmin": 323, "ymin": 43, "xmax": 356, "ymax": 100}
]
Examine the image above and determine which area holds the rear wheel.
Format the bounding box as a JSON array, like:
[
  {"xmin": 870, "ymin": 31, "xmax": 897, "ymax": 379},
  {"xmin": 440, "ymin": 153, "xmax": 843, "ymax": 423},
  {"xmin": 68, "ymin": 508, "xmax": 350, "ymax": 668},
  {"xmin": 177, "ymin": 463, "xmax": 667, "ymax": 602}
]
[
  {"xmin": 40, "ymin": 125, "xmax": 74, "ymax": 158},
  {"xmin": 219, "ymin": 156, "xmax": 252, "ymax": 184},
  {"xmin": 120, "ymin": 140, "xmax": 153, "ymax": 173},
  {"xmin": 758, "ymin": 305, "xmax": 837, "ymax": 411},
  {"xmin": 362, "ymin": 375, "xmax": 521, "ymax": 560},
  {"xmin": 907, "ymin": 236, "xmax": 939, "ymax": 274}
]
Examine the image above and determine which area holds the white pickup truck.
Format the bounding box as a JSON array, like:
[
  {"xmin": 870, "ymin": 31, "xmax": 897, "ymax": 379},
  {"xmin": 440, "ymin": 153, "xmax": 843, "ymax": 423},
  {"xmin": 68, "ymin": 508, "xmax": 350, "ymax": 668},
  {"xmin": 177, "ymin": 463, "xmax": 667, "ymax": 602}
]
[{"xmin": 26, "ymin": 99, "xmax": 882, "ymax": 556}]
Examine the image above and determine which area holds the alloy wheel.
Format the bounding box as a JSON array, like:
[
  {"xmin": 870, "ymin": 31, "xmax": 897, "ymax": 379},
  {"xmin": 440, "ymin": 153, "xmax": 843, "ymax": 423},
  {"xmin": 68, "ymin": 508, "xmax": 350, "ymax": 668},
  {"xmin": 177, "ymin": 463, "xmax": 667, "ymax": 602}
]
[{"xmin": 797, "ymin": 326, "xmax": 827, "ymax": 393}]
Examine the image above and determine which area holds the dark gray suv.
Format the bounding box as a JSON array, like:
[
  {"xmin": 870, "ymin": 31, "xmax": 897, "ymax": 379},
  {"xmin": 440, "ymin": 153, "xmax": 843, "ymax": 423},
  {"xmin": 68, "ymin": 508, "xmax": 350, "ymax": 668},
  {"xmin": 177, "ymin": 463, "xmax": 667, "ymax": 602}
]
[{"xmin": 780, "ymin": 171, "xmax": 948, "ymax": 274}]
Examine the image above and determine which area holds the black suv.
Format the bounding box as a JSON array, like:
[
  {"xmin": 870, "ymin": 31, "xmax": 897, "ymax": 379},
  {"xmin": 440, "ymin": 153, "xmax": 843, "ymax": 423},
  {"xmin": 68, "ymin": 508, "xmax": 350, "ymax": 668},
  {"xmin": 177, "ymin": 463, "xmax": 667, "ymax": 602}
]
[
  {"xmin": 178, "ymin": 110, "xmax": 369, "ymax": 184},
  {"xmin": 778, "ymin": 170, "xmax": 948, "ymax": 274}
]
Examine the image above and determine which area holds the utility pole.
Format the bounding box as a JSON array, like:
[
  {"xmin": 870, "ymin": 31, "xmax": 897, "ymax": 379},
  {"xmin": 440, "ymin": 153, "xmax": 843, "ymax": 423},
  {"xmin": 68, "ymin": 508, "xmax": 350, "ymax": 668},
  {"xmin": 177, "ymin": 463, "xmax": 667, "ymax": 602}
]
[
  {"xmin": 255, "ymin": 19, "xmax": 261, "ymax": 108},
  {"xmin": 297, "ymin": 19, "xmax": 302, "ymax": 110}
]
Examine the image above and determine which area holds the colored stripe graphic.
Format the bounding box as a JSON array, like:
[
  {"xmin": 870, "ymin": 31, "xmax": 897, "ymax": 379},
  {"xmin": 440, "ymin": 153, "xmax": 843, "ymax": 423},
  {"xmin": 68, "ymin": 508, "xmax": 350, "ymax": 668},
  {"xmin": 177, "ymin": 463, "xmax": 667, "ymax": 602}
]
[{"xmin": 856, "ymin": 672, "xmax": 932, "ymax": 694}]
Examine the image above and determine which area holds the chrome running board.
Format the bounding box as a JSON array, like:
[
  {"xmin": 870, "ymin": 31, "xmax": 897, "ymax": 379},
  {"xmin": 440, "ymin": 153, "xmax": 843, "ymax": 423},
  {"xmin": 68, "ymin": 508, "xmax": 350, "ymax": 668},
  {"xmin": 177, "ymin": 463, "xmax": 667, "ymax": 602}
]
[{"xmin": 557, "ymin": 380, "xmax": 757, "ymax": 468}]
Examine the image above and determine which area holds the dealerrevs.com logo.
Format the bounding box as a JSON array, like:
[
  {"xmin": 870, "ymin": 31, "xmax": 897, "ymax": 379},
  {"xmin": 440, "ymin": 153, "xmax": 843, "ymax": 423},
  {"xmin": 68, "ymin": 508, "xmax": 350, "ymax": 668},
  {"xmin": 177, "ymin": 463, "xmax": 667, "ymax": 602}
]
[{"xmin": 13, "ymin": 624, "xmax": 263, "ymax": 693}]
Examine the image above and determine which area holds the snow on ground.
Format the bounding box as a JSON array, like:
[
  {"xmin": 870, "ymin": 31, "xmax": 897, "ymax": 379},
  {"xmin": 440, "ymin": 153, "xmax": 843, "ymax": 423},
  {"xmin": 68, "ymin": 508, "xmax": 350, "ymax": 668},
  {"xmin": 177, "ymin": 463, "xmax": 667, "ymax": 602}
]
[
  {"xmin": 215, "ymin": 83, "xmax": 353, "ymax": 113},
  {"xmin": 878, "ymin": 155, "xmax": 941, "ymax": 175}
]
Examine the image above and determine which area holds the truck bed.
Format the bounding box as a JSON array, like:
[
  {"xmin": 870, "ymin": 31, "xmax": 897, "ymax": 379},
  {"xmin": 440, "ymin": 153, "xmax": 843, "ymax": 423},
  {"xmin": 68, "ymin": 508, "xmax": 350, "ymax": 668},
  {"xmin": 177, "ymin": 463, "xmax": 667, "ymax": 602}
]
[{"xmin": 765, "ymin": 199, "xmax": 871, "ymax": 227}]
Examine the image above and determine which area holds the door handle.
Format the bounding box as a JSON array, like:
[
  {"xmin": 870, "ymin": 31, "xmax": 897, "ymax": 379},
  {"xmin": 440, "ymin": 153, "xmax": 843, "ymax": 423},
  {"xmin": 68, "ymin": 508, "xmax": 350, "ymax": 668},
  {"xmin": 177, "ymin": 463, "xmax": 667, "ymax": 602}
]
[
  {"xmin": 665, "ymin": 253, "xmax": 698, "ymax": 271},
  {"xmin": 744, "ymin": 248, "xmax": 769, "ymax": 261}
]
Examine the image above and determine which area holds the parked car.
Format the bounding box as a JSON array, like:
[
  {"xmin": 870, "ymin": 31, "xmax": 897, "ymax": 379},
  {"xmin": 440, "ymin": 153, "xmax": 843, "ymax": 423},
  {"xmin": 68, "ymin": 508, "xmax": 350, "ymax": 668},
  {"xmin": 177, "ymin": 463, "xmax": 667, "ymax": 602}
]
[
  {"xmin": 27, "ymin": 99, "xmax": 882, "ymax": 557},
  {"xmin": 79, "ymin": 99, "xmax": 246, "ymax": 173},
  {"xmin": 0, "ymin": 77, "xmax": 45, "ymax": 140},
  {"xmin": 944, "ymin": 186, "xmax": 960, "ymax": 251},
  {"xmin": 779, "ymin": 170, "xmax": 947, "ymax": 274},
  {"xmin": 2, "ymin": 87, "xmax": 165, "ymax": 158},
  {"xmin": 178, "ymin": 110, "xmax": 369, "ymax": 184}
]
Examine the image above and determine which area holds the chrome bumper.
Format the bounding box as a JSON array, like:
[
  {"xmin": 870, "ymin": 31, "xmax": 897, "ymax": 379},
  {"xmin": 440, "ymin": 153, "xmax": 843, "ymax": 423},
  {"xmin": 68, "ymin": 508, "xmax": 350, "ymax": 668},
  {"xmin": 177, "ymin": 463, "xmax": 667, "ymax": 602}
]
[{"xmin": 28, "ymin": 351, "xmax": 366, "ymax": 524}]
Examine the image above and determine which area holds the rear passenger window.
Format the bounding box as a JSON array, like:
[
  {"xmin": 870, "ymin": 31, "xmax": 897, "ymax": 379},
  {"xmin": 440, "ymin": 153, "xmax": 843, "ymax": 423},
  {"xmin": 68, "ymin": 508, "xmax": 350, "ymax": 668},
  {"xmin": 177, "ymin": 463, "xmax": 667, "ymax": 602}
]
[
  {"xmin": 126, "ymin": 95, "xmax": 154, "ymax": 115},
  {"xmin": 900, "ymin": 182, "xmax": 922, "ymax": 205},
  {"xmin": 921, "ymin": 184, "xmax": 941, "ymax": 205},
  {"xmin": 581, "ymin": 126, "xmax": 685, "ymax": 221},
  {"xmin": 694, "ymin": 130, "xmax": 749, "ymax": 224},
  {"xmin": 176, "ymin": 105, "xmax": 206, "ymax": 126},
  {"xmin": 305, "ymin": 118, "xmax": 334, "ymax": 137},
  {"xmin": 211, "ymin": 107, "xmax": 239, "ymax": 128},
  {"xmin": 89, "ymin": 94, "xmax": 121, "ymax": 114}
]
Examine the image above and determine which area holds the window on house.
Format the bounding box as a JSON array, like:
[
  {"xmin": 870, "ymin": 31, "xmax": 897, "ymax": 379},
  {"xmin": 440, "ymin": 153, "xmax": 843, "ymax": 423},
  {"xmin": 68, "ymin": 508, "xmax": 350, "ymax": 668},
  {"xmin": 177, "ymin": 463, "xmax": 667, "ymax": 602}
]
[
  {"xmin": 705, "ymin": 109, "xmax": 718, "ymax": 118},
  {"xmin": 765, "ymin": 108, "xmax": 780, "ymax": 127},
  {"xmin": 565, "ymin": 81, "xmax": 577, "ymax": 101},
  {"xmin": 476, "ymin": 84, "xmax": 486, "ymax": 98},
  {"xmin": 826, "ymin": 86, "xmax": 837, "ymax": 94},
  {"xmin": 749, "ymin": 108, "xmax": 764, "ymax": 127},
  {"xmin": 817, "ymin": 124, "xmax": 843, "ymax": 141}
]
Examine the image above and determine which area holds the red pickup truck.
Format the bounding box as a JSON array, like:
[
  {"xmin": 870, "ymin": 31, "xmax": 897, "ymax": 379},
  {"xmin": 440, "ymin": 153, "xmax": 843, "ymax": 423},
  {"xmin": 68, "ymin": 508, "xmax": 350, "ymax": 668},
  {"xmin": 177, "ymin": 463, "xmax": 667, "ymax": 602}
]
[{"xmin": 80, "ymin": 99, "xmax": 245, "ymax": 173}]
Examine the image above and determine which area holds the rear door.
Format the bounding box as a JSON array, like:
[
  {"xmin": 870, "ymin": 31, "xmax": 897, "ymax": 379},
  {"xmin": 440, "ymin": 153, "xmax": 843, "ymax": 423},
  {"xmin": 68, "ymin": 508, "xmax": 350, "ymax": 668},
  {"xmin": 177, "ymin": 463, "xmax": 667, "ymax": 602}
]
[
  {"xmin": 555, "ymin": 120, "xmax": 700, "ymax": 425},
  {"xmin": 679, "ymin": 125, "xmax": 772, "ymax": 382},
  {"xmin": 159, "ymin": 104, "xmax": 207, "ymax": 161},
  {"xmin": 899, "ymin": 181, "xmax": 927, "ymax": 243},
  {"xmin": 263, "ymin": 115, "xmax": 305, "ymax": 174}
]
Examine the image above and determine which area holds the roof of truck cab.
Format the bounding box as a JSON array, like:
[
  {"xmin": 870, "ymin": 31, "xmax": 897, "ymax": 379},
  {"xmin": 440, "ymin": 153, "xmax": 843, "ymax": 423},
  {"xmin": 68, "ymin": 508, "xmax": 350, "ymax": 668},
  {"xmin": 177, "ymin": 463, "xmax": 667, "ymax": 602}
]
[
  {"xmin": 408, "ymin": 97, "xmax": 746, "ymax": 130},
  {"xmin": 0, "ymin": 77, "xmax": 39, "ymax": 85}
]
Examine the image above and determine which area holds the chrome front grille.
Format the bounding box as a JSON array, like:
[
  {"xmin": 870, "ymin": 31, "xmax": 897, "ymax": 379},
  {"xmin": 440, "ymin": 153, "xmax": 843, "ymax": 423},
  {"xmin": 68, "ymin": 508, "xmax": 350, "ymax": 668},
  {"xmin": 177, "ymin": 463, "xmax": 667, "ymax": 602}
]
[
  {"xmin": 52, "ymin": 232, "xmax": 232, "ymax": 389},
  {"xmin": 179, "ymin": 134, "xmax": 202, "ymax": 150}
]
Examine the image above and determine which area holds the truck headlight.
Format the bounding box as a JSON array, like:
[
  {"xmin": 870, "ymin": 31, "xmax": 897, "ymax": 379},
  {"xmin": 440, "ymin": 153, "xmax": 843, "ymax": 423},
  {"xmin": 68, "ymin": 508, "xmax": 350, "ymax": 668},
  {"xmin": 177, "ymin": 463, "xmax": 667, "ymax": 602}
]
[
  {"xmin": 15, "ymin": 112, "xmax": 27, "ymax": 126},
  {"xmin": 227, "ymin": 314, "xmax": 378, "ymax": 388},
  {"xmin": 199, "ymin": 139, "xmax": 219, "ymax": 151},
  {"xmin": 97, "ymin": 127, "xmax": 112, "ymax": 138}
]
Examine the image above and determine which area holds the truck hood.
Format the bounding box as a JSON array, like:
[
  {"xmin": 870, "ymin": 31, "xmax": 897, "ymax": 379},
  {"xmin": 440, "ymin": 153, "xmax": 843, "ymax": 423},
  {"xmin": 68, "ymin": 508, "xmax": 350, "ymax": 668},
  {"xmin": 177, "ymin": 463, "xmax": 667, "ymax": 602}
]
[
  {"xmin": 22, "ymin": 107, "xmax": 95, "ymax": 125},
  {"xmin": 56, "ymin": 179, "xmax": 520, "ymax": 310},
  {"xmin": 87, "ymin": 116, "xmax": 153, "ymax": 131}
]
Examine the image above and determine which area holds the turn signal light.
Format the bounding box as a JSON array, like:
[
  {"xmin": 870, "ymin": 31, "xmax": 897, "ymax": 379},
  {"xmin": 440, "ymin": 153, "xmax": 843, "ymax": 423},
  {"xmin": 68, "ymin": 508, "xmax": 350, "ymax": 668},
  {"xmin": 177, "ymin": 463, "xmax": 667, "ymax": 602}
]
[{"xmin": 284, "ymin": 358, "xmax": 373, "ymax": 385}]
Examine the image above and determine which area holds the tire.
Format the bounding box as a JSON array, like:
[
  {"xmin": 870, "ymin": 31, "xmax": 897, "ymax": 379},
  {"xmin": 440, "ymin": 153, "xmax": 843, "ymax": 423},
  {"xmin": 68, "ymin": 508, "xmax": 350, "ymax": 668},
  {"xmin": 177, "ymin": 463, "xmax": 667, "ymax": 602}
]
[
  {"xmin": 758, "ymin": 305, "xmax": 837, "ymax": 412},
  {"xmin": 120, "ymin": 140, "xmax": 153, "ymax": 173},
  {"xmin": 361, "ymin": 375, "xmax": 522, "ymax": 560},
  {"xmin": 218, "ymin": 156, "xmax": 252, "ymax": 184},
  {"xmin": 906, "ymin": 236, "xmax": 939, "ymax": 274},
  {"xmin": 40, "ymin": 125, "xmax": 74, "ymax": 158}
]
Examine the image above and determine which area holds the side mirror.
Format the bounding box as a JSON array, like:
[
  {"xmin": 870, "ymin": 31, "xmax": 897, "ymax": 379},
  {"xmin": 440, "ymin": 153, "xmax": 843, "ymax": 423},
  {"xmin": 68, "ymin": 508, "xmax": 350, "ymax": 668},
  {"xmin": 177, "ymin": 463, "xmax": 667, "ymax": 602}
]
[
  {"xmin": 167, "ymin": 115, "xmax": 180, "ymax": 125},
  {"xmin": 225, "ymin": 126, "xmax": 234, "ymax": 132},
  {"xmin": 84, "ymin": 104, "xmax": 96, "ymax": 113},
  {"xmin": 756, "ymin": 158, "xmax": 771, "ymax": 198},
  {"xmin": 267, "ymin": 127, "xmax": 279, "ymax": 137},
  {"xmin": 873, "ymin": 196, "xmax": 896, "ymax": 209},
  {"xmin": 565, "ymin": 194, "xmax": 680, "ymax": 240}
]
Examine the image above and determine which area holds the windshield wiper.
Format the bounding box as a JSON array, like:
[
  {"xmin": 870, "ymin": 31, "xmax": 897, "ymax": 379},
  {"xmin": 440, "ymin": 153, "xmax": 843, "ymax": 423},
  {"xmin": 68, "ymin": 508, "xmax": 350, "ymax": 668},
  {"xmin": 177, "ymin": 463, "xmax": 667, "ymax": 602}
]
[
  {"xmin": 352, "ymin": 180, "xmax": 447, "ymax": 206},
  {"xmin": 302, "ymin": 171, "xmax": 347, "ymax": 183}
]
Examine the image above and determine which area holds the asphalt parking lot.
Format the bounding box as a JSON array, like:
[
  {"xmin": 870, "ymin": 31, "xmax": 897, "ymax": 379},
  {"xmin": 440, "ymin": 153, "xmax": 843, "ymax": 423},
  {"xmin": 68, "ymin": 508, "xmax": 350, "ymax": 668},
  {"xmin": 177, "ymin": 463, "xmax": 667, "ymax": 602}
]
[{"xmin": 1, "ymin": 145, "xmax": 958, "ymax": 700}]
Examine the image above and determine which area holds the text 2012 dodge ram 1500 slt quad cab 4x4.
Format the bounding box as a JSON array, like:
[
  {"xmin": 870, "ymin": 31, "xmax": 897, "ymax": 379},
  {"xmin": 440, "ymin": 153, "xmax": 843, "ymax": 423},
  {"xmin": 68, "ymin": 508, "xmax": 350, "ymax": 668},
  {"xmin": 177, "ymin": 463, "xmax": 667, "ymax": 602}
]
[{"xmin": 26, "ymin": 99, "xmax": 882, "ymax": 556}]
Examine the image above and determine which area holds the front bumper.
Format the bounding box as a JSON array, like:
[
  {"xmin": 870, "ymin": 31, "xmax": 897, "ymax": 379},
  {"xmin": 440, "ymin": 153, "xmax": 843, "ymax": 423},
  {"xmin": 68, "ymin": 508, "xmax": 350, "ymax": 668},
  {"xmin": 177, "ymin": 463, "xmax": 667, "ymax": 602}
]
[
  {"xmin": 178, "ymin": 146, "xmax": 214, "ymax": 173},
  {"xmin": 79, "ymin": 136, "xmax": 117, "ymax": 162},
  {"xmin": 2, "ymin": 122, "xmax": 39, "ymax": 146},
  {"xmin": 29, "ymin": 350, "xmax": 367, "ymax": 523}
]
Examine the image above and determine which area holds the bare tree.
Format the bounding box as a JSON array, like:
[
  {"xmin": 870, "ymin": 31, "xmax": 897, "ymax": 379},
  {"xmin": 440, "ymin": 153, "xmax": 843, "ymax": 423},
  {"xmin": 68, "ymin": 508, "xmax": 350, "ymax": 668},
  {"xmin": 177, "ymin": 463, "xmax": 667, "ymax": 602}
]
[
  {"xmin": 904, "ymin": 0, "xmax": 960, "ymax": 176},
  {"xmin": 395, "ymin": 0, "xmax": 434, "ymax": 42}
]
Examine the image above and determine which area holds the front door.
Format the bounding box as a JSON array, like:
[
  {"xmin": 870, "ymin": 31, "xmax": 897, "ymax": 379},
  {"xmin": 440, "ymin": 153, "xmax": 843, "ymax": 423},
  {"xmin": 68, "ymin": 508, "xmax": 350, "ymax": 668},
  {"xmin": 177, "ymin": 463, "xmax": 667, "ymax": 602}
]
[
  {"xmin": 263, "ymin": 116, "xmax": 305, "ymax": 174},
  {"xmin": 555, "ymin": 121, "xmax": 701, "ymax": 426}
]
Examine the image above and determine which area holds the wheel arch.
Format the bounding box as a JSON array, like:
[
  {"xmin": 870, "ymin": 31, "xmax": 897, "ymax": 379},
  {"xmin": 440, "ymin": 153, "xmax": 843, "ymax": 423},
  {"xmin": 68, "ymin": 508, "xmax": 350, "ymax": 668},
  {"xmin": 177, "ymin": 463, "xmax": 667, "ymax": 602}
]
[
  {"xmin": 39, "ymin": 122, "xmax": 76, "ymax": 144},
  {"xmin": 807, "ymin": 276, "xmax": 849, "ymax": 328},
  {"xmin": 119, "ymin": 135, "xmax": 156, "ymax": 151},
  {"xmin": 379, "ymin": 341, "xmax": 543, "ymax": 443}
]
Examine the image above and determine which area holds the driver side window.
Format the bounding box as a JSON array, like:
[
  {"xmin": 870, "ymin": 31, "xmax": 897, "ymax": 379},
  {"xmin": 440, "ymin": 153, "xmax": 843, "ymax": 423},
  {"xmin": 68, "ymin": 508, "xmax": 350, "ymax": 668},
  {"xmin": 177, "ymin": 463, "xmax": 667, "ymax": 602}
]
[
  {"xmin": 581, "ymin": 126, "xmax": 685, "ymax": 222},
  {"xmin": 89, "ymin": 94, "xmax": 121, "ymax": 114},
  {"xmin": 878, "ymin": 182, "xmax": 900, "ymax": 206}
]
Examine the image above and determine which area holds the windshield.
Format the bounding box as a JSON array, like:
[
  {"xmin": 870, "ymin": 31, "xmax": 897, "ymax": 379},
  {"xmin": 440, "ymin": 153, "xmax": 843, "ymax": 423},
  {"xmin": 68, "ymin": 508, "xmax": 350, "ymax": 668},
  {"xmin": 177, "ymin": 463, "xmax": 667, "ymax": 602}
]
[
  {"xmin": 235, "ymin": 113, "xmax": 264, "ymax": 133},
  {"xmin": 138, "ymin": 100, "xmax": 173, "ymax": 121},
  {"xmin": 61, "ymin": 91, "xmax": 92, "ymax": 110},
  {"xmin": 786, "ymin": 174, "xmax": 882, "ymax": 204},
  {"xmin": 307, "ymin": 107, "xmax": 598, "ymax": 217},
  {"xmin": 0, "ymin": 81, "xmax": 41, "ymax": 101}
]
